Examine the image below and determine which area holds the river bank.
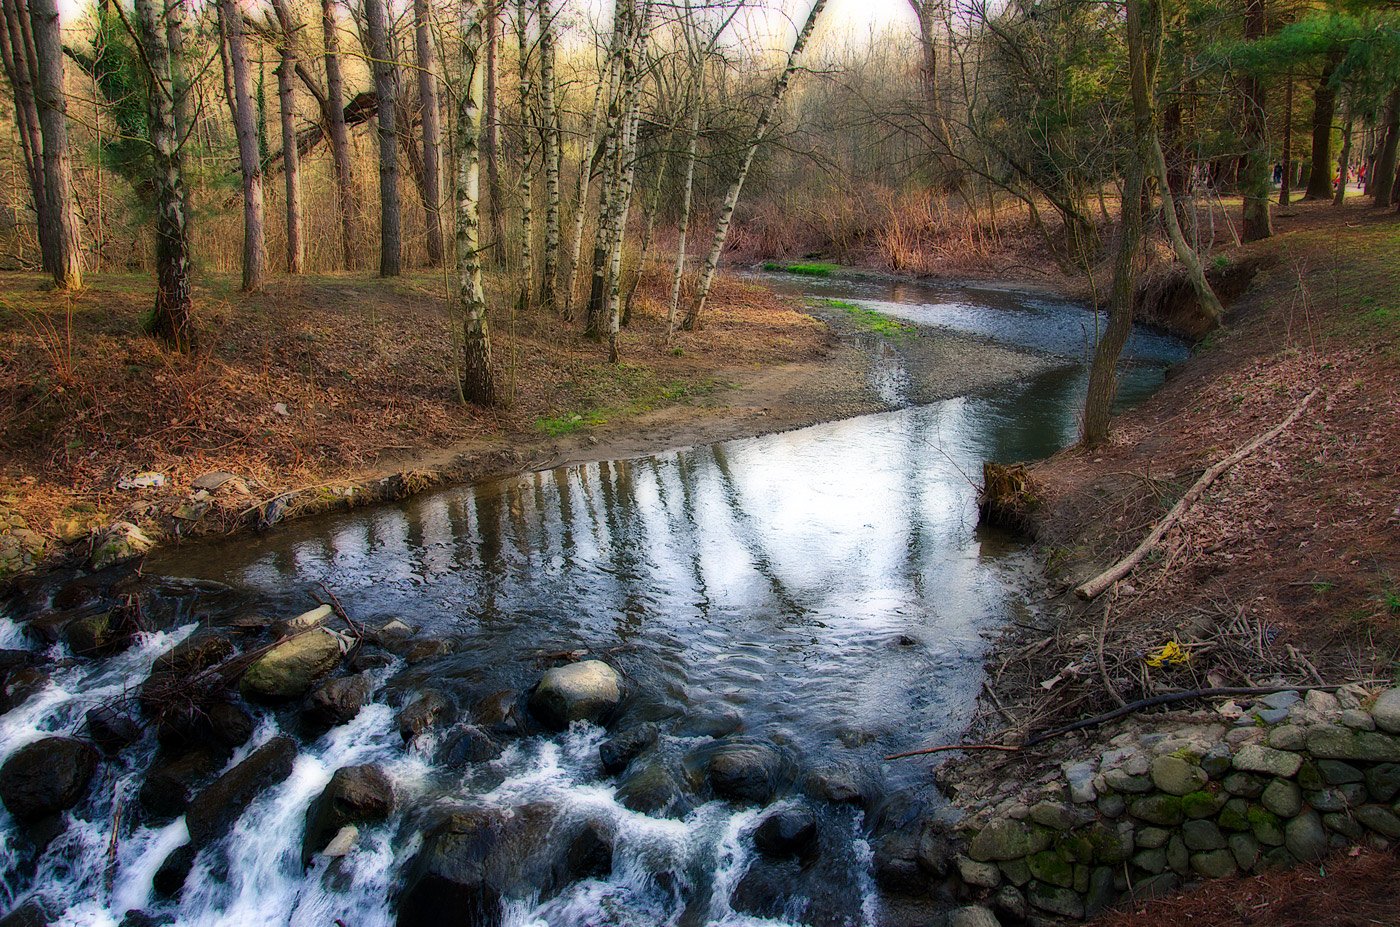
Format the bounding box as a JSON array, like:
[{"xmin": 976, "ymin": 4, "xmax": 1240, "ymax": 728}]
[
  {"xmin": 933, "ymin": 200, "xmax": 1400, "ymax": 924},
  {"xmin": 0, "ymin": 268, "xmax": 1051, "ymax": 580}
]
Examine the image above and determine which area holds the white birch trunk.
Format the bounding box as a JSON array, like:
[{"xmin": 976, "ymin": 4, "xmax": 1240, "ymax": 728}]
[{"xmin": 457, "ymin": 0, "xmax": 497, "ymax": 404}]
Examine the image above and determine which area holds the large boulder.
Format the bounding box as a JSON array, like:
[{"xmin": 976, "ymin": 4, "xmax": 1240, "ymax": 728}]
[
  {"xmin": 399, "ymin": 690, "xmax": 457, "ymax": 741},
  {"xmin": 305, "ymin": 674, "xmax": 373, "ymax": 729},
  {"xmin": 138, "ymin": 747, "xmax": 225, "ymax": 822},
  {"xmin": 0, "ymin": 737, "xmax": 99, "ymax": 823},
  {"xmin": 438, "ymin": 725, "xmax": 503, "ymax": 766},
  {"xmin": 89, "ymin": 522, "xmax": 155, "ymax": 571},
  {"xmin": 527, "ymin": 661, "xmax": 623, "ymax": 730},
  {"xmin": 704, "ymin": 740, "xmax": 788, "ymax": 805},
  {"xmin": 396, "ymin": 807, "xmax": 505, "ymax": 927},
  {"xmin": 185, "ymin": 736, "xmax": 298, "ymax": 846},
  {"xmin": 303, "ymin": 764, "xmax": 395, "ymax": 867},
  {"xmin": 240, "ymin": 630, "xmax": 345, "ymax": 700},
  {"xmin": 753, "ymin": 804, "xmax": 819, "ymax": 861}
]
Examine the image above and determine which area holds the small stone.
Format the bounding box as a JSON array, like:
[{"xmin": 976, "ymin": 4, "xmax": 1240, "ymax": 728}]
[
  {"xmin": 1307, "ymin": 725, "xmax": 1400, "ymax": 762},
  {"xmin": 1182, "ymin": 819, "xmax": 1226, "ymax": 851},
  {"xmin": 1027, "ymin": 881, "xmax": 1083, "ymax": 918},
  {"xmin": 1249, "ymin": 807, "xmax": 1285, "ymax": 846},
  {"xmin": 1133, "ymin": 848, "xmax": 1167, "ymax": 873},
  {"xmin": 1104, "ymin": 769, "xmax": 1153, "ymax": 793},
  {"xmin": 1190, "ymin": 849, "xmax": 1237, "ymax": 879},
  {"xmin": 1223, "ymin": 772, "xmax": 1265, "ymax": 797},
  {"xmin": 1355, "ymin": 804, "xmax": 1400, "ymax": 837},
  {"xmin": 1182, "ymin": 789, "xmax": 1225, "ymax": 819},
  {"xmin": 1150, "ymin": 755, "xmax": 1208, "ymax": 796},
  {"xmin": 1261, "ymin": 779, "xmax": 1302, "ymax": 817},
  {"xmin": 1316, "ymin": 760, "xmax": 1365, "ymax": 785},
  {"xmin": 1260, "ymin": 690, "xmax": 1302, "ymax": 711},
  {"xmin": 1284, "ymin": 810, "xmax": 1328, "ymax": 861},
  {"xmin": 1372, "ymin": 688, "xmax": 1400, "ymax": 734},
  {"xmin": 1341, "ymin": 709, "xmax": 1376, "ymax": 731},
  {"xmin": 969, "ymin": 819, "xmax": 1051, "ymax": 862},
  {"xmin": 1364, "ymin": 763, "xmax": 1400, "ymax": 802},
  {"xmin": 1064, "ymin": 761, "xmax": 1097, "ymax": 803},
  {"xmin": 1026, "ymin": 850, "xmax": 1074, "ymax": 888},
  {"xmin": 1166, "ymin": 835, "xmax": 1189, "ymax": 874},
  {"xmin": 1200, "ymin": 744, "xmax": 1233, "ymax": 779},
  {"xmin": 1233, "ymin": 744, "xmax": 1303, "ymax": 777},
  {"xmin": 1228, "ymin": 833, "xmax": 1260, "ymax": 870},
  {"xmin": 948, "ymin": 906, "xmax": 1001, "ymax": 927},
  {"xmin": 1322, "ymin": 812, "xmax": 1365, "ymax": 840},
  {"xmin": 1029, "ymin": 801, "xmax": 1089, "ymax": 831},
  {"xmin": 1097, "ymin": 793, "xmax": 1125, "ymax": 818},
  {"xmin": 1136, "ymin": 827, "xmax": 1170, "ymax": 849},
  {"xmin": 1305, "ymin": 689, "xmax": 1341, "ymax": 716},
  {"xmin": 956, "ymin": 855, "xmax": 1002, "ymax": 888},
  {"xmin": 1267, "ymin": 725, "xmax": 1306, "ymax": 751},
  {"xmin": 1129, "ymin": 794, "xmax": 1183, "ymax": 826}
]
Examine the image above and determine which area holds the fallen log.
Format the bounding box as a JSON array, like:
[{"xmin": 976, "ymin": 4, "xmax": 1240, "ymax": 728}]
[{"xmin": 1074, "ymin": 387, "xmax": 1320, "ymax": 600}]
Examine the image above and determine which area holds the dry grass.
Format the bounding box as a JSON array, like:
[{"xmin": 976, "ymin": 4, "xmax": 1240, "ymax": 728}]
[{"xmin": 0, "ymin": 266, "xmax": 826, "ymax": 550}]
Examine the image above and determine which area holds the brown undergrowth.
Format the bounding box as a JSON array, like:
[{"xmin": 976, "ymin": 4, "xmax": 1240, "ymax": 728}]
[
  {"xmin": 0, "ymin": 268, "xmax": 827, "ymax": 560},
  {"xmin": 932, "ymin": 199, "xmax": 1400, "ymax": 921}
]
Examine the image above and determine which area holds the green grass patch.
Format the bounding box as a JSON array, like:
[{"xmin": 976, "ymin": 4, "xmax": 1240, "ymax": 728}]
[
  {"xmin": 819, "ymin": 298, "xmax": 915, "ymax": 338},
  {"xmin": 534, "ymin": 364, "xmax": 730, "ymax": 437},
  {"xmin": 763, "ymin": 261, "xmax": 837, "ymax": 277}
]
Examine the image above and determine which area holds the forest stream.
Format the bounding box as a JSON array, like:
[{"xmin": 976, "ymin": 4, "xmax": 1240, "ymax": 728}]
[{"xmin": 0, "ymin": 276, "xmax": 1187, "ymax": 927}]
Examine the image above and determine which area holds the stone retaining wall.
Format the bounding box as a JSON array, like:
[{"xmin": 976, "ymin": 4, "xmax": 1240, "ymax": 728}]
[{"xmin": 950, "ymin": 685, "xmax": 1400, "ymax": 922}]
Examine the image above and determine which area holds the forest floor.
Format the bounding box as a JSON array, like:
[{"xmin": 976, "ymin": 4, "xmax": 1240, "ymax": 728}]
[
  {"xmin": 933, "ymin": 198, "xmax": 1400, "ymax": 923},
  {"xmin": 0, "ymin": 264, "xmax": 1045, "ymax": 575}
]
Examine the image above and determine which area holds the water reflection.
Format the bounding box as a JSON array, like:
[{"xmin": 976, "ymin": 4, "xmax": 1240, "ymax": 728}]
[{"xmin": 154, "ymin": 361, "xmax": 1150, "ymax": 782}]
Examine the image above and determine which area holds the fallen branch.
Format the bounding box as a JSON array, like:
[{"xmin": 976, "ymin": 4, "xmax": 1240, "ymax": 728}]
[
  {"xmin": 883, "ymin": 743, "xmax": 1022, "ymax": 761},
  {"xmin": 1076, "ymin": 388, "xmax": 1321, "ymax": 600}
]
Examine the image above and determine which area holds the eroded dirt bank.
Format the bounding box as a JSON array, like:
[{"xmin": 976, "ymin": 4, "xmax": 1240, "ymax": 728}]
[{"xmin": 933, "ymin": 201, "xmax": 1400, "ymax": 925}]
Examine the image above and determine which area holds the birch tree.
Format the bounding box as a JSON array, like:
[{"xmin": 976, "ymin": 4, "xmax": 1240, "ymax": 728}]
[
  {"xmin": 28, "ymin": 0, "xmax": 82, "ymax": 288},
  {"xmin": 320, "ymin": 0, "xmax": 358, "ymax": 269},
  {"xmin": 413, "ymin": 0, "xmax": 445, "ymax": 266},
  {"xmin": 365, "ymin": 0, "xmax": 402, "ymax": 275},
  {"xmin": 514, "ymin": 0, "xmax": 535, "ymax": 306},
  {"xmin": 562, "ymin": 56, "xmax": 614, "ymax": 320},
  {"xmin": 218, "ymin": 0, "xmax": 267, "ymax": 291},
  {"xmin": 484, "ymin": 0, "xmax": 507, "ymax": 265},
  {"xmin": 536, "ymin": 0, "xmax": 562, "ymax": 311},
  {"xmin": 684, "ymin": 0, "xmax": 827, "ymax": 331},
  {"xmin": 271, "ymin": 0, "xmax": 304, "ymax": 274},
  {"xmin": 0, "ymin": 0, "xmax": 55, "ymax": 276},
  {"xmin": 456, "ymin": 0, "xmax": 497, "ymax": 404},
  {"xmin": 134, "ymin": 0, "xmax": 196, "ymax": 352}
]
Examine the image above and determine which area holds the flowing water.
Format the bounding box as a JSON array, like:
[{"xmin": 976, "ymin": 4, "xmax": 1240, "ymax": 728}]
[{"xmin": 0, "ymin": 275, "xmax": 1188, "ymax": 927}]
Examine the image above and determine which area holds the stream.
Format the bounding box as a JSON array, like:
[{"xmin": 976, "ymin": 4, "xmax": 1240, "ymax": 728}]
[{"xmin": 0, "ymin": 274, "xmax": 1188, "ymax": 927}]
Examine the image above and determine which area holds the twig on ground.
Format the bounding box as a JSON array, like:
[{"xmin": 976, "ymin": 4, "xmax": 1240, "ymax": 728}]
[{"xmin": 1076, "ymin": 388, "xmax": 1321, "ymax": 599}]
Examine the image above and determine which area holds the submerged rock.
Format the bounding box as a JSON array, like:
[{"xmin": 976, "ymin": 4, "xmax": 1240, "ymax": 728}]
[
  {"xmin": 616, "ymin": 761, "xmax": 694, "ymax": 818},
  {"xmin": 396, "ymin": 807, "xmax": 505, "ymax": 927},
  {"xmin": 704, "ymin": 740, "xmax": 788, "ymax": 805},
  {"xmin": 528, "ymin": 661, "xmax": 623, "ymax": 730},
  {"xmin": 438, "ymin": 725, "xmax": 503, "ymax": 765},
  {"xmin": 303, "ymin": 764, "xmax": 395, "ymax": 867},
  {"xmin": 0, "ymin": 736, "xmax": 99, "ymax": 823},
  {"xmin": 240, "ymin": 629, "xmax": 345, "ymax": 700},
  {"xmin": 184, "ymin": 736, "xmax": 298, "ymax": 847},
  {"xmin": 753, "ymin": 804, "xmax": 819, "ymax": 861},
  {"xmin": 598, "ymin": 723, "xmax": 658, "ymax": 776},
  {"xmin": 138, "ymin": 747, "xmax": 225, "ymax": 822},
  {"xmin": 399, "ymin": 690, "xmax": 457, "ymax": 741},
  {"xmin": 85, "ymin": 705, "xmax": 143, "ymax": 754}
]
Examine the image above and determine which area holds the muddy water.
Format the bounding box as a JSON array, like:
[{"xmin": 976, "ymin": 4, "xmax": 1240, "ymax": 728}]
[{"xmin": 0, "ymin": 276, "xmax": 1187, "ymax": 926}]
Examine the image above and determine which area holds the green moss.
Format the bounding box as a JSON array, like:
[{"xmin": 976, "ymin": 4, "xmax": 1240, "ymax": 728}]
[
  {"xmin": 1181, "ymin": 789, "xmax": 1224, "ymax": 819},
  {"xmin": 818, "ymin": 298, "xmax": 915, "ymax": 338},
  {"xmin": 764, "ymin": 261, "xmax": 836, "ymax": 276},
  {"xmin": 1027, "ymin": 849, "xmax": 1075, "ymax": 888}
]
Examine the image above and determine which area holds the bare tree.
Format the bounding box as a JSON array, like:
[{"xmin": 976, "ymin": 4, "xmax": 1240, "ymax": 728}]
[
  {"xmin": 536, "ymin": 0, "xmax": 561, "ymax": 311},
  {"xmin": 365, "ymin": 0, "xmax": 402, "ymax": 275},
  {"xmin": 514, "ymin": 0, "xmax": 535, "ymax": 307},
  {"xmin": 562, "ymin": 53, "xmax": 613, "ymax": 320},
  {"xmin": 456, "ymin": 0, "xmax": 497, "ymax": 404},
  {"xmin": 271, "ymin": 0, "xmax": 304, "ymax": 274},
  {"xmin": 684, "ymin": 0, "xmax": 828, "ymax": 331},
  {"xmin": 218, "ymin": 0, "xmax": 267, "ymax": 290},
  {"xmin": 413, "ymin": 0, "xmax": 445, "ymax": 265},
  {"xmin": 484, "ymin": 0, "xmax": 507, "ymax": 265},
  {"xmin": 320, "ymin": 0, "xmax": 358, "ymax": 269},
  {"xmin": 134, "ymin": 0, "xmax": 196, "ymax": 351},
  {"xmin": 28, "ymin": 0, "xmax": 82, "ymax": 288},
  {"xmin": 0, "ymin": 0, "xmax": 54, "ymax": 274}
]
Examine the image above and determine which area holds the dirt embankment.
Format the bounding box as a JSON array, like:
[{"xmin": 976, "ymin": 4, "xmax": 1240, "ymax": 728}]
[
  {"xmin": 0, "ymin": 265, "xmax": 1047, "ymax": 577},
  {"xmin": 939, "ymin": 200, "xmax": 1400, "ymax": 923}
]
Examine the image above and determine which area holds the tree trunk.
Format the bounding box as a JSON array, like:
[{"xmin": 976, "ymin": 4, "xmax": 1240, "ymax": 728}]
[
  {"xmin": 456, "ymin": 0, "xmax": 496, "ymax": 404},
  {"xmin": 135, "ymin": 0, "xmax": 195, "ymax": 351},
  {"xmin": 364, "ymin": 0, "xmax": 401, "ymax": 276},
  {"xmin": 412, "ymin": 0, "xmax": 444, "ymax": 266},
  {"xmin": 683, "ymin": 0, "xmax": 827, "ymax": 331},
  {"xmin": 606, "ymin": 108, "xmax": 642, "ymax": 362},
  {"xmin": 166, "ymin": 0, "xmax": 194, "ymax": 232},
  {"xmin": 321, "ymin": 0, "xmax": 358, "ymax": 269},
  {"xmin": 536, "ymin": 0, "xmax": 561, "ymax": 312},
  {"xmin": 1371, "ymin": 88, "xmax": 1400, "ymax": 207},
  {"xmin": 584, "ymin": 0, "xmax": 636, "ymax": 339},
  {"xmin": 667, "ymin": 69, "xmax": 702, "ymax": 340},
  {"xmin": 562, "ymin": 61, "xmax": 611, "ymax": 320},
  {"xmin": 514, "ymin": 0, "xmax": 534, "ymax": 308},
  {"xmin": 1304, "ymin": 50, "xmax": 1340, "ymax": 200},
  {"xmin": 484, "ymin": 0, "xmax": 506, "ymax": 267},
  {"xmin": 622, "ymin": 144, "xmax": 668, "ymax": 327},
  {"xmin": 908, "ymin": 0, "xmax": 955, "ymax": 188},
  {"xmin": 218, "ymin": 0, "xmax": 266, "ymax": 290},
  {"xmin": 271, "ymin": 0, "xmax": 303, "ymax": 273},
  {"xmin": 1278, "ymin": 75, "xmax": 1293, "ymax": 207},
  {"xmin": 1240, "ymin": 0, "xmax": 1271, "ymax": 242},
  {"xmin": 1334, "ymin": 107, "xmax": 1354, "ymax": 206},
  {"xmin": 0, "ymin": 0, "xmax": 53, "ymax": 273},
  {"xmin": 1083, "ymin": 0, "xmax": 1152, "ymax": 446}
]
